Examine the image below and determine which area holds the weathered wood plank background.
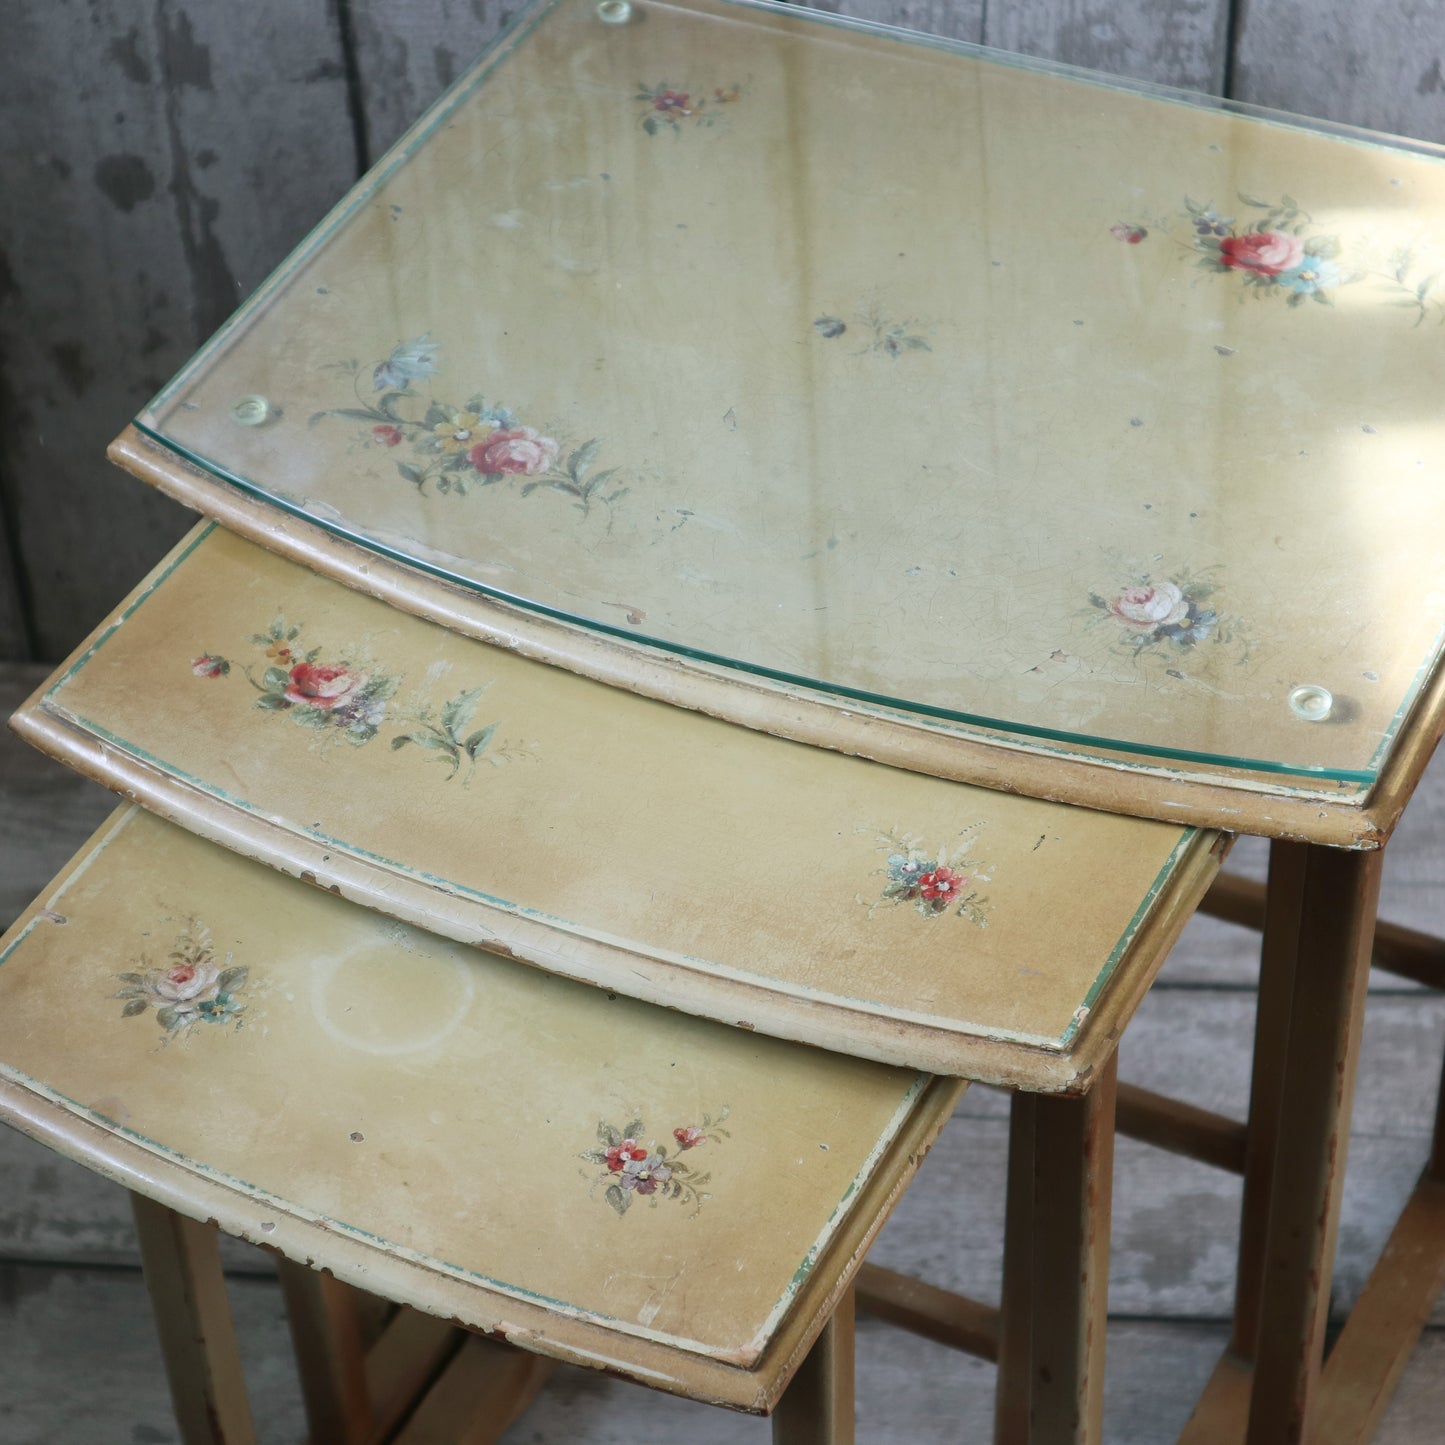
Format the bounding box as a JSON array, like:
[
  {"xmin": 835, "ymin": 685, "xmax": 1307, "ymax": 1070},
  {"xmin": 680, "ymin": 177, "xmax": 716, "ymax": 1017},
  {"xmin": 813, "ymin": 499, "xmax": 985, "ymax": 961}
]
[
  {"xmin": 2, "ymin": 3, "xmax": 1445, "ymax": 1438},
  {"xmin": 0, "ymin": 0, "xmax": 1442, "ymax": 661}
]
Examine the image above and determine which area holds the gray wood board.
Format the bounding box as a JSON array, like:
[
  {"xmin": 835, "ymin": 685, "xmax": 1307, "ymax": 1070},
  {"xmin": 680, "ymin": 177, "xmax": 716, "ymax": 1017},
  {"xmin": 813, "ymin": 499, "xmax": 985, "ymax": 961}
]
[
  {"xmin": 0, "ymin": 505, "xmax": 28, "ymax": 661},
  {"xmin": 1233, "ymin": 0, "xmax": 1445, "ymax": 143},
  {"xmin": 1, "ymin": 665, "xmax": 122, "ymax": 930},
  {"xmin": 0, "ymin": 3, "xmax": 358, "ymax": 660},
  {"xmin": 985, "ymin": 0, "xmax": 1230, "ymax": 92},
  {"xmin": 348, "ymin": 0, "xmax": 519, "ymax": 161}
]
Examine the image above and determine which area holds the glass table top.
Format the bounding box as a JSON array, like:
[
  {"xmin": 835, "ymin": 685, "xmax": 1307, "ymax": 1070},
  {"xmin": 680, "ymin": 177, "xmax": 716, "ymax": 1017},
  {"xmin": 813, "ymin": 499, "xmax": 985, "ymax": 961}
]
[{"xmin": 136, "ymin": 0, "xmax": 1445, "ymax": 788}]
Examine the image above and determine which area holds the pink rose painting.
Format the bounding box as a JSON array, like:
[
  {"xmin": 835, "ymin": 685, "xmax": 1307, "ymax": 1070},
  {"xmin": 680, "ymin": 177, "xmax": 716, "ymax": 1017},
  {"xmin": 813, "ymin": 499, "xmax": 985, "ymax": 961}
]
[
  {"xmin": 191, "ymin": 612, "xmax": 517, "ymax": 779},
  {"xmin": 283, "ymin": 661, "xmax": 364, "ymax": 710},
  {"xmin": 112, "ymin": 923, "xmax": 249, "ymax": 1041},
  {"xmin": 1218, "ymin": 230, "xmax": 1305, "ymax": 277},
  {"xmin": 1122, "ymin": 193, "xmax": 1372, "ymax": 311},
  {"xmin": 469, "ymin": 427, "xmax": 560, "ymax": 478},
  {"xmin": 1108, "ymin": 582, "xmax": 1190, "ymax": 631},
  {"xmin": 1087, "ymin": 566, "xmax": 1254, "ymax": 664},
  {"xmin": 313, "ymin": 339, "xmax": 627, "ymax": 510}
]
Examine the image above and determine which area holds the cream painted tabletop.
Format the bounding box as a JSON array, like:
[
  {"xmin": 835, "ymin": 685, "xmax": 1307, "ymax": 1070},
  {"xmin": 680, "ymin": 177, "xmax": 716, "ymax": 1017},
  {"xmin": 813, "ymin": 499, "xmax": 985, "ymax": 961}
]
[
  {"xmin": 12, "ymin": 524, "xmax": 1221, "ymax": 1085},
  {"xmin": 113, "ymin": 0, "xmax": 1445, "ymax": 841},
  {"xmin": 0, "ymin": 806, "xmax": 960, "ymax": 1410}
]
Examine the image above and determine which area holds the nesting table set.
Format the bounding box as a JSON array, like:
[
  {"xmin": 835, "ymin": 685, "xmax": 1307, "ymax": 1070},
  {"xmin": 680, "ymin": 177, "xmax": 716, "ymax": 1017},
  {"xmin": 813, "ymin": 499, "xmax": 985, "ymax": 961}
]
[{"xmin": 5, "ymin": 1, "xmax": 1445, "ymax": 1440}]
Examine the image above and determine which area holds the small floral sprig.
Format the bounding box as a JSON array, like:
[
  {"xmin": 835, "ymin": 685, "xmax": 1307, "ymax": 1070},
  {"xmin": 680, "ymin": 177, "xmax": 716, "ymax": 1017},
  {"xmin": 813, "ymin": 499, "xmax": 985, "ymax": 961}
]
[
  {"xmin": 391, "ymin": 685, "xmax": 502, "ymax": 781},
  {"xmin": 1117, "ymin": 192, "xmax": 1393, "ymax": 313},
  {"xmin": 1086, "ymin": 567, "xmax": 1253, "ymax": 663},
  {"xmin": 238, "ymin": 614, "xmax": 399, "ymax": 746},
  {"xmin": 581, "ymin": 1109, "xmax": 730, "ymax": 1216},
  {"xmin": 1187, "ymin": 193, "xmax": 1350, "ymax": 308},
  {"xmin": 113, "ymin": 922, "xmax": 248, "ymax": 1042},
  {"xmin": 814, "ymin": 304, "xmax": 931, "ymax": 358},
  {"xmin": 1378, "ymin": 245, "xmax": 1444, "ymax": 327},
  {"xmin": 190, "ymin": 615, "xmax": 530, "ymax": 780},
  {"xmin": 864, "ymin": 828, "xmax": 992, "ymax": 924},
  {"xmin": 312, "ymin": 338, "xmax": 628, "ymax": 513},
  {"xmin": 635, "ymin": 82, "xmax": 743, "ymax": 135}
]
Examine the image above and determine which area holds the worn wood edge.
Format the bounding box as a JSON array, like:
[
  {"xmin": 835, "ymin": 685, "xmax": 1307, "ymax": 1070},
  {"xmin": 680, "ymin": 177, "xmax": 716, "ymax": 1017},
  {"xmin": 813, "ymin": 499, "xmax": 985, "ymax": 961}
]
[
  {"xmin": 9, "ymin": 674, "xmax": 1218, "ymax": 1089},
  {"xmin": 852, "ymin": 1263, "xmax": 1000, "ymax": 1361},
  {"xmin": 107, "ymin": 426, "xmax": 1434, "ymax": 848},
  {"xmin": 1315, "ymin": 1178, "xmax": 1445, "ymax": 1445},
  {"xmin": 0, "ymin": 804, "xmax": 967, "ymax": 1402},
  {"xmin": 1201, "ymin": 870, "xmax": 1445, "ymax": 990},
  {"xmin": 1053, "ymin": 829, "xmax": 1228, "ymax": 1091},
  {"xmin": 0, "ymin": 1037, "xmax": 962, "ymax": 1414}
]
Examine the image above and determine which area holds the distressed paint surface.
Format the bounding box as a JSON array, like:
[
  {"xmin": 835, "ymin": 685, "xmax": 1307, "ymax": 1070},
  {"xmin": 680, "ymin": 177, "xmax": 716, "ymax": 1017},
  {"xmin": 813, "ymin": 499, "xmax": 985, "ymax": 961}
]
[
  {"xmin": 33, "ymin": 526, "xmax": 1204, "ymax": 1055},
  {"xmin": 0, "ymin": 806, "xmax": 932, "ymax": 1359}
]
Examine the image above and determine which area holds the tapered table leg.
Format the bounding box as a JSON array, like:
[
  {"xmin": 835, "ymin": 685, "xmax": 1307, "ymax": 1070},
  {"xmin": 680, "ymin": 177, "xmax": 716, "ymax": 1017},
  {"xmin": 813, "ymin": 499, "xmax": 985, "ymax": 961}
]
[
  {"xmin": 130, "ymin": 1196, "xmax": 257, "ymax": 1445},
  {"xmin": 1229, "ymin": 840, "xmax": 1309, "ymax": 1364},
  {"xmin": 277, "ymin": 1259, "xmax": 373, "ymax": 1444},
  {"xmin": 1244, "ymin": 843, "xmax": 1384, "ymax": 1445},
  {"xmin": 996, "ymin": 1056, "xmax": 1117, "ymax": 1445},
  {"xmin": 773, "ymin": 1288, "xmax": 855, "ymax": 1445},
  {"xmin": 995, "ymin": 1087, "xmax": 1039, "ymax": 1445}
]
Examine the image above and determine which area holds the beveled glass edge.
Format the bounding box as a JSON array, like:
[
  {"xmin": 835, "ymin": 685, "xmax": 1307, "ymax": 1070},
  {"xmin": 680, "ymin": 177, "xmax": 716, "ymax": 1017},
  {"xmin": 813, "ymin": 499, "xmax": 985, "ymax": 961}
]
[
  {"xmin": 722, "ymin": 0, "xmax": 1445, "ymax": 164},
  {"xmin": 140, "ymin": 0, "xmax": 1445, "ymax": 428},
  {"xmin": 129, "ymin": 428, "xmax": 1385, "ymax": 789},
  {"xmin": 128, "ymin": 0, "xmax": 1445, "ymax": 788},
  {"xmin": 140, "ymin": 0, "xmax": 563, "ymax": 422},
  {"xmin": 36, "ymin": 521, "xmax": 1204, "ymax": 1053}
]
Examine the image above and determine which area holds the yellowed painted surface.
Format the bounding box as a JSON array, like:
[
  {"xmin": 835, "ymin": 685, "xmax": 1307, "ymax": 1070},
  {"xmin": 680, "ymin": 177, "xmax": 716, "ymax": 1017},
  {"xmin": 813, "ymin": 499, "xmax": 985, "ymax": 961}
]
[
  {"xmin": 140, "ymin": 0, "xmax": 1445, "ymax": 782},
  {"xmin": 0, "ymin": 808, "xmax": 935, "ymax": 1362},
  {"xmin": 42, "ymin": 527, "xmax": 1199, "ymax": 1050}
]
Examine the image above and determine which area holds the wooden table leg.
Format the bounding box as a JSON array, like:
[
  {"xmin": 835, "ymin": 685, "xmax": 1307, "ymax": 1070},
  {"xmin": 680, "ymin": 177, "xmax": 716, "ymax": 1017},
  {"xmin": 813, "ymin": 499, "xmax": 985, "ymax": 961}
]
[
  {"xmin": 773, "ymin": 1288, "xmax": 855, "ymax": 1445},
  {"xmin": 1243, "ymin": 843, "xmax": 1384, "ymax": 1445},
  {"xmin": 995, "ymin": 1086, "xmax": 1039, "ymax": 1445},
  {"xmin": 996, "ymin": 1056, "xmax": 1117, "ymax": 1445},
  {"xmin": 277, "ymin": 1259, "xmax": 374, "ymax": 1444},
  {"xmin": 130, "ymin": 1195, "xmax": 257, "ymax": 1445}
]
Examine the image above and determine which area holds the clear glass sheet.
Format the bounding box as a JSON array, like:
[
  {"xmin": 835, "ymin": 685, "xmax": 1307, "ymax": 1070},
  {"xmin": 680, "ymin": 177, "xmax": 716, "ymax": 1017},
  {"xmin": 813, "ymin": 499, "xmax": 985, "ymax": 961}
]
[{"xmin": 139, "ymin": 0, "xmax": 1445, "ymax": 782}]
